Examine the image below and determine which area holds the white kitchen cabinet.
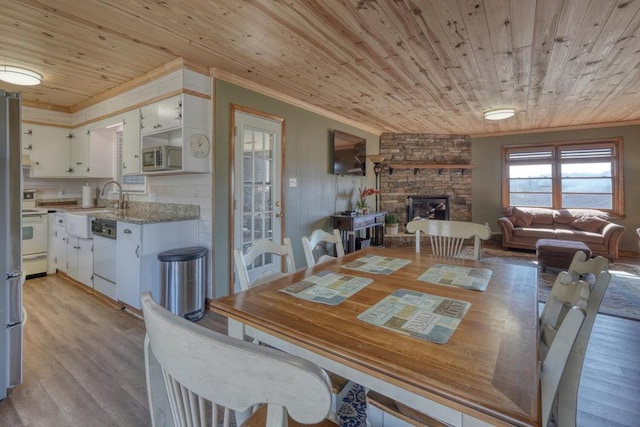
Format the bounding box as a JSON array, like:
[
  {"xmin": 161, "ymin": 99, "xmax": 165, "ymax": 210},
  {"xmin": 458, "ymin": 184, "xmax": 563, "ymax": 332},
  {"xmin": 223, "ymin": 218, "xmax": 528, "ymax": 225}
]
[
  {"xmin": 140, "ymin": 93, "xmax": 211, "ymax": 174},
  {"xmin": 54, "ymin": 213, "xmax": 68, "ymax": 274},
  {"xmin": 122, "ymin": 109, "xmax": 141, "ymax": 175},
  {"xmin": 70, "ymin": 128, "xmax": 90, "ymax": 177},
  {"xmin": 24, "ymin": 124, "xmax": 71, "ymax": 177},
  {"xmin": 116, "ymin": 220, "xmax": 198, "ymax": 310},
  {"xmin": 67, "ymin": 236, "xmax": 93, "ymax": 288},
  {"xmin": 140, "ymin": 95, "xmax": 182, "ymax": 135},
  {"xmin": 86, "ymin": 128, "xmax": 114, "ymax": 178}
]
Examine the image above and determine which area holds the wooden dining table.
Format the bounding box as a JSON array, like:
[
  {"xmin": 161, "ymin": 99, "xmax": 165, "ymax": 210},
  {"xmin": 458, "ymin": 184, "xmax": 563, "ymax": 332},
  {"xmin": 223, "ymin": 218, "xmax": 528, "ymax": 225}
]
[{"xmin": 211, "ymin": 246, "xmax": 540, "ymax": 427}]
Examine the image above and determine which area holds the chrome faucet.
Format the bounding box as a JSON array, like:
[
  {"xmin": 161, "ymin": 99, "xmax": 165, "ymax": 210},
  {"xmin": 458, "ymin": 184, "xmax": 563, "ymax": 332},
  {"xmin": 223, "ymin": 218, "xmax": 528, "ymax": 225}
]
[{"xmin": 100, "ymin": 180, "xmax": 125, "ymax": 212}]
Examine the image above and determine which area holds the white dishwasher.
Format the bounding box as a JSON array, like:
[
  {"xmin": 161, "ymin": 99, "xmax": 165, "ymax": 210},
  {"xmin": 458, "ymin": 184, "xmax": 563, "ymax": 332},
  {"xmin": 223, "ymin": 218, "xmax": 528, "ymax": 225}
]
[{"xmin": 91, "ymin": 218, "xmax": 118, "ymax": 301}]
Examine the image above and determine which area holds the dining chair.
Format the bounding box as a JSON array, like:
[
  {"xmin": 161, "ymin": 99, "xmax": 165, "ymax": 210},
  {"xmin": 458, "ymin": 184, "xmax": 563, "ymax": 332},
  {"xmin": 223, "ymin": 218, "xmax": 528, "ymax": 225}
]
[
  {"xmin": 405, "ymin": 219, "xmax": 491, "ymax": 260},
  {"xmin": 233, "ymin": 237, "xmax": 296, "ymax": 291},
  {"xmin": 552, "ymin": 269, "xmax": 611, "ymax": 427},
  {"xmin": 301, "ymin": 229, "xmax": 345, "ymax": 268},
  {"xmin": 142, "ymin": 292, "xmax": 336, "ymax": 427},
  {"xmin": 233, "ymin": 236, "xmax": 353, "ymax": 422},
  {"xmin": 367, "ymin": 305, "xmax": 586, "ymax": 427}
]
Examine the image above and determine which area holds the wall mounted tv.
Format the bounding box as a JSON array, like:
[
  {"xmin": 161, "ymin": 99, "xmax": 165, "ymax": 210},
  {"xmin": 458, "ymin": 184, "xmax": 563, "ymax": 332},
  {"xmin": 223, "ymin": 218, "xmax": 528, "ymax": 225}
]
[{"xmin": 333, "ymin": 130, "xmax": 366, "ymax": 176}]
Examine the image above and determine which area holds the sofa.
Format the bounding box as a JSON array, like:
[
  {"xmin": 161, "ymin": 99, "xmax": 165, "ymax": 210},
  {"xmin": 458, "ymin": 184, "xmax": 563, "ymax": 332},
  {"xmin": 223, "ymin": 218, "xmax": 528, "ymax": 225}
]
[{"xmin": 497, "ymin": 206, "xmax": 625, "ymax": 260}]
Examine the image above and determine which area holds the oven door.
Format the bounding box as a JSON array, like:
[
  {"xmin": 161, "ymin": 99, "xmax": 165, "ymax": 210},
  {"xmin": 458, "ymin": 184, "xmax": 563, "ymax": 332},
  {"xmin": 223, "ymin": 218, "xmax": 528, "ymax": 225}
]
[{"xmin": 22, "ymin": 213, "xmax": 48, "ymax": 255}]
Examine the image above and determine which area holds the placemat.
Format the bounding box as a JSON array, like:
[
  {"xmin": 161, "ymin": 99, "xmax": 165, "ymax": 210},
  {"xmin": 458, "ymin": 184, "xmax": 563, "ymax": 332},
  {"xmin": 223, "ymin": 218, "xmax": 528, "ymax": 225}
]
[
  {"xmin": 357, "ymin": 289, "xmax": 470, "ymax": 344},
  {"xmin": 418, "ymin": 263, "xmax": 492, "ymax": 291},
  {"xmin": 279, "ymin": 271, "xmax": 373, "ymax": 305},
  {"xmin": 342, "ymin": 254, "xmax": 411, "ymax": 275}
]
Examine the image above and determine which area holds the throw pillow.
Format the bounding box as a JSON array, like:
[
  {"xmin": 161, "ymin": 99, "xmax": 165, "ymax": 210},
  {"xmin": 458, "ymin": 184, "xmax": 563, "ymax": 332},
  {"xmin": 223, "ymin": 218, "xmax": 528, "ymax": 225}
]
[
  {"xmin": 570, "ymin": 216, "xmax": 608, "ymax": 233},
  {"xmin": 511, "ymin": 207, "xmax": 534, "ymax": 227}
]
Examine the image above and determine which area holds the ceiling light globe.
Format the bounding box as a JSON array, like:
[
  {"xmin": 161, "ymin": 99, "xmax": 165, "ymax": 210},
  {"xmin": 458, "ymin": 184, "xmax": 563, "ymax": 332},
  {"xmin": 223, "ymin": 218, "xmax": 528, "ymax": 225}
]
[
  {"xmin": 0, "ymin": 66, "xmax": 42, "ymax": 86},
  {"xmin": 483, "ymin": 108, "xmax": 515, "ymax": 121}
]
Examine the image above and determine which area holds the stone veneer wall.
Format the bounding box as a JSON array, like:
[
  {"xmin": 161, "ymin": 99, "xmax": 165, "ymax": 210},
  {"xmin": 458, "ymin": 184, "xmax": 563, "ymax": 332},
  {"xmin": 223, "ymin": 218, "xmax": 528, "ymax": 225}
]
[{"xmin": 379, "ymin": 133, "xmax": 472, "ymax": 232}]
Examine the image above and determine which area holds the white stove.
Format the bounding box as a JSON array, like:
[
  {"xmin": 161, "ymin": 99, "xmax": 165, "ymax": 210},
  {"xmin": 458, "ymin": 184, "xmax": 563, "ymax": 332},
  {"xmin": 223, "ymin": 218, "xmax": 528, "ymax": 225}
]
[{"xmin": 22, "ymin": 190, "xmax": 48, "ymax": 277}]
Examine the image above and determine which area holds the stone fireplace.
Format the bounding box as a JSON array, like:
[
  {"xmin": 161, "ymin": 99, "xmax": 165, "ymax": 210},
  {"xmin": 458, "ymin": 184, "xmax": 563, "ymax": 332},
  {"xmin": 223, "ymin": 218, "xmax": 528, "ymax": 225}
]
[{"xmin": 378, "ymin": 133, "xmax": 472, "ymax": 237}]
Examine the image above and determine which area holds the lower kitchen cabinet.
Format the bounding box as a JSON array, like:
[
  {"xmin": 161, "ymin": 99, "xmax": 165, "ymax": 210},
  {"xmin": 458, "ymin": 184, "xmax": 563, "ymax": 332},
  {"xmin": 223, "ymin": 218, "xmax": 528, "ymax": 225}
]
[
  {"xmin": 116, "ymin": 219, "xmax": 198, "ymax": 310},
  {"xmin": 54, "ymin": 212, "xmax": 93, "ymax": 286},
  {"xmin": 54, "ymin": 213, "xmax": 68, "ymax": 274},
  {"xmin": 67, "ymin": 236, "xmax": 94, "ymax": 287}
]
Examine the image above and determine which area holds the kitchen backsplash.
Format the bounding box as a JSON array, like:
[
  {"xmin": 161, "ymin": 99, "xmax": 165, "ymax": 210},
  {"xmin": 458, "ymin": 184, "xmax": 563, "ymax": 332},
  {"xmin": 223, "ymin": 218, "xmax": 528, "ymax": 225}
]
[{"xmin": 23, "ymin": 177, "xmax": 111, "ymax": 201}]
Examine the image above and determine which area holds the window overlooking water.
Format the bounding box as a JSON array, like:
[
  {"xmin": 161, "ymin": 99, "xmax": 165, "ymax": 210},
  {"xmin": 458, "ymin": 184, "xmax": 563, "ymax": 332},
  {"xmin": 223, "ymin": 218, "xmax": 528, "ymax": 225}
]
[{"xmin": 502, "ymin": 139, "xmax": 623, "ymax": 216}]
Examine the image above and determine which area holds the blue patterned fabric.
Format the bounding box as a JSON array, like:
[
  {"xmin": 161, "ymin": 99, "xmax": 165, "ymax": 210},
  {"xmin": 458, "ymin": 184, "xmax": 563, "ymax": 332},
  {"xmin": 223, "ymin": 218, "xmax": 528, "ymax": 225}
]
[{"xmin": 337, "ymin": 383, "xmax": 368, "ymax": 427}]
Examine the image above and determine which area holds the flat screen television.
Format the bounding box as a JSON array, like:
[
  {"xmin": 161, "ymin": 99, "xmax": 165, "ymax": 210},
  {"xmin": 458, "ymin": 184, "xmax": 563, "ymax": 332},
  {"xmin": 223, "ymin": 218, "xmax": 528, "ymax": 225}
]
[{"xmin": 332, "ymin": 130, "xmax": 366, "ymax": 176}]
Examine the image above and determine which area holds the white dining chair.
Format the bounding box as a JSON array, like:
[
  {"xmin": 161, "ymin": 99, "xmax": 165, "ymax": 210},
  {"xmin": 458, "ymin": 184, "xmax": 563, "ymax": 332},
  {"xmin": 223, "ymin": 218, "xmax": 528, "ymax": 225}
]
[
  {"xmin": 540, "ymin": 252, "xmax": 608, "ymax": 355},
  {"xmin": 301, "ymin": 229, "xmax": 345, "ymax": 268},
  {"xmin": 405, "ymin": 219, "xmax": 491, "ymax": 260},
  {"xmin": 142, "ymin": 292, "xmax": 336, "ymax": 427},
  {"xmin": 233, "ymin": 237, "xmax": 296, "ymax": 291}
]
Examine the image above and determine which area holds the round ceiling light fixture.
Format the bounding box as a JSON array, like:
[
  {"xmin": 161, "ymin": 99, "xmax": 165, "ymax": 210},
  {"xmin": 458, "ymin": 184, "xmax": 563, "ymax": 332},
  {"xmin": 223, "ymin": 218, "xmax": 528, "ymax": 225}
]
[
  {"xmin": 483, "ymin": 108, "xmax": 515, "ymax": 121},
  {"xmin": 0, "ymin": 65, "xmax": 42, "ymax": 86}
]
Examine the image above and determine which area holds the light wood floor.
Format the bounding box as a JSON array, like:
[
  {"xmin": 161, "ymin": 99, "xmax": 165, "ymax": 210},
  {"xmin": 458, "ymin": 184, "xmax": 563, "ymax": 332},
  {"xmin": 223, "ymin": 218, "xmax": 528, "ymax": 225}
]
[{"xmin": 0, "ymin": 271, "xmax": 638, "ymax": 426}]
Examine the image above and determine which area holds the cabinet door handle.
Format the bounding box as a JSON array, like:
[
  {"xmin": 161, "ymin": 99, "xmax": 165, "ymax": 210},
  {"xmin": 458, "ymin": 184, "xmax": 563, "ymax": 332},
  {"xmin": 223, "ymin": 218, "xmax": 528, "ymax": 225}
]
[
  {"xmin": 124, "ymin": 229, "xmax": 132, "ymax": 234},
  {"xmin": 58, "ymin": 219, "xmax": 63, "ymax": 224},
  {"xmin": 135, "ymin": 245, "xmax": 140, "ymax": 258}
]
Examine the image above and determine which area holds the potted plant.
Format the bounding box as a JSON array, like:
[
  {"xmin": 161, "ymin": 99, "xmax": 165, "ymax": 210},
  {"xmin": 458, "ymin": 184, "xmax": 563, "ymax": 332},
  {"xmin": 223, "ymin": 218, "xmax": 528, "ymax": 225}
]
[
  {"xmin": 385, "ymin": 213, "xmax": 399, "ymax": 235},
  {"xmin": 355, "ymin": 187, "xmax": 380, "ymax": 214}
]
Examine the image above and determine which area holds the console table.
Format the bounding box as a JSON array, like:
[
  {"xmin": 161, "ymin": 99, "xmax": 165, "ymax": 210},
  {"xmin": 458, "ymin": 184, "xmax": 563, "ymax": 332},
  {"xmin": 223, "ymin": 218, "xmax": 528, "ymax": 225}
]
[{"xmin": 331, "ymin": 211, "xmax": 386, "ymax": 253}]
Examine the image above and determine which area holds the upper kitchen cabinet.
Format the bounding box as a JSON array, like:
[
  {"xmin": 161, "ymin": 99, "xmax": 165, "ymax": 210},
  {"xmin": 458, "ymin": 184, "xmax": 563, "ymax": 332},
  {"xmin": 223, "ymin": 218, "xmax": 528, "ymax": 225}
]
[
  {"xmin": 67, "ymin": 127, "xmax": 114, "ymax": 178},
  {"xmin": 23, "ymin": 124, "xmax": 72, "ymax": 178},
  {"xmin": 140, "ymin": 95, "xmax": 182, "ymax": 135},
  {"xmin": 122, "ymin": 109, "xmax": 141, "ymax": 175},
  {"xmin": 84, "ymin": 127, "xmax": 115, "ymax": 178},
  {"xmin": 140, "ymin": 93, "xmax": 211, "ymax": 175},
  {"xmin": 69, "ymin": 128, "xmax": 90, "ymax": 177}
]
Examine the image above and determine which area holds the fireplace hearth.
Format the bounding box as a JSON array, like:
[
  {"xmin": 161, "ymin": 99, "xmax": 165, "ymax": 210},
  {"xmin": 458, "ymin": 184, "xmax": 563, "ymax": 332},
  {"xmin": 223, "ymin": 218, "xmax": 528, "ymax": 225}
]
[{"xmin": 407, "ymin": 195, "xmax": 450, "ymax": 222}]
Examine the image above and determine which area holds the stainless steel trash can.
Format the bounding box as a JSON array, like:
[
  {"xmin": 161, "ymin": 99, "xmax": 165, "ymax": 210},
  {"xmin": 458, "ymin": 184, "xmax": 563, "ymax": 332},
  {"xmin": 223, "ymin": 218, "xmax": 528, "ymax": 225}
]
[{"xmin": 158, "ymin": 247, "xmax": 207, "ymax": 321}]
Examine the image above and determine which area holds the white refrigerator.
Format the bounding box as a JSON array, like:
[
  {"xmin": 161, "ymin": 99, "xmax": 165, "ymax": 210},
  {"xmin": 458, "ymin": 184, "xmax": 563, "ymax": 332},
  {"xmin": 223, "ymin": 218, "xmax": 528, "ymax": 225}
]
[{"xmin": 1, "ymin": 89, "xmax": 24, "ymax": 400}]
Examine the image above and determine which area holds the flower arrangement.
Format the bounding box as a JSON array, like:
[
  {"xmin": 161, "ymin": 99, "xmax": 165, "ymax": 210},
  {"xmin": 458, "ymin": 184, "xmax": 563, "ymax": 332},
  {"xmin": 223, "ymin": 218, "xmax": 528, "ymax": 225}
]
[{"xmin": 355, "ymin": 187, "xmax": 380, "ymax": 211}]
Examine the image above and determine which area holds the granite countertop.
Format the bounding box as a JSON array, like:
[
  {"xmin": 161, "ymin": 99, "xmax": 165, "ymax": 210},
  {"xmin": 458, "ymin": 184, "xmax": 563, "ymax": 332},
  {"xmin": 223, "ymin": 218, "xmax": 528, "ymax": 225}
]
[
  {"xmin": 91, "ymin": 211, "xmax": 199, "ymax": 225},
  {"xmin": 39, "ymin": 199, "xmax": 200, "ymax": 225}
]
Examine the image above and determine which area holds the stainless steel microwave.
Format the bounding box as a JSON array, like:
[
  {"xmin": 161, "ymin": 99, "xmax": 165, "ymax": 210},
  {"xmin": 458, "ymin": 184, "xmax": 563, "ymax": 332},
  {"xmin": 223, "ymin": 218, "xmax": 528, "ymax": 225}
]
[{"xmin": 142, "ymin": 145, "xmax": 182, "ymax": 172}]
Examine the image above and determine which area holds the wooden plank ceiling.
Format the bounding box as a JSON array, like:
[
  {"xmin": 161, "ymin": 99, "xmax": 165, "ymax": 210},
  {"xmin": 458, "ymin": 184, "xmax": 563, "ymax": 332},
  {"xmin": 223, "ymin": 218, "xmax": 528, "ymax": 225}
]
[{"xmin": 1, "ymin": 0, "xmax": 640, "ymax": 135}]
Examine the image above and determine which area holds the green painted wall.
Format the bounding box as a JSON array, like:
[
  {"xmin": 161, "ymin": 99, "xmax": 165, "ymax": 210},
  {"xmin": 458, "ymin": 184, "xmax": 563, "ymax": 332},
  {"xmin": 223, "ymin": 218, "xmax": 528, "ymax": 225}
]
[
  {"xmin": 471, "ymin": 125, "xmax": 640, "ymax": 253},
  {"xmin": 213, "ymin": 80, "xmax": 379, "ymax": 298}
]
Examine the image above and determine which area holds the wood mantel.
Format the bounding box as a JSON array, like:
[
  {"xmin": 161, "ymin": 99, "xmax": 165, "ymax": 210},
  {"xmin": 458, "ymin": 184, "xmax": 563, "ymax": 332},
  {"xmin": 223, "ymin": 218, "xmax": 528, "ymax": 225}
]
[{"xmin": 387, "ymin": 164, "xmax": 476, "ymax": 175}]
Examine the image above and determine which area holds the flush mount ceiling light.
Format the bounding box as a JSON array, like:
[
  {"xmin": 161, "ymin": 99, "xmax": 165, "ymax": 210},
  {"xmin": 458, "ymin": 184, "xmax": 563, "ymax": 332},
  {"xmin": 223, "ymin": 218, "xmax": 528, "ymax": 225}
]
[
  {"xmin": 0, "ymin": 65, "xmax": 42, "ymax": 86},
  {"xmin": 483, "ymin": 108, "xmax": 515, "ymax": 121}
]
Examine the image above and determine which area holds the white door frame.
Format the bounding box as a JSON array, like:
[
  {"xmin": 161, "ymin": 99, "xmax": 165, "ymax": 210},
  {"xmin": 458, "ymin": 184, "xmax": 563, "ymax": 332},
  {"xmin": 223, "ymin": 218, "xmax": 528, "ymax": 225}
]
[{"xmin": 230, "ymin": 105, "xmax": 286, "ymax": 295}]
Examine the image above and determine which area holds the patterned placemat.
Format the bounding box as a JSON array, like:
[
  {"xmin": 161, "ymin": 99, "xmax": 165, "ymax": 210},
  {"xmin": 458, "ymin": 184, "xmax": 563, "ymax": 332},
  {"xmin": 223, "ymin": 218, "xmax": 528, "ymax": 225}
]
[
  {"xmin": 279, "ymin": 271, "xmax": 373, "ymax": 305},
  {"xmin": 342, "ymin": 254, "xmax": 411, "ymax": 275},
  {"xmin": 357, "ymin": 289, "xmax": 470, "ymax": 344},
  {"xmin": 418, "ymin": 263, "xmax": 493, "ymax": 291}
]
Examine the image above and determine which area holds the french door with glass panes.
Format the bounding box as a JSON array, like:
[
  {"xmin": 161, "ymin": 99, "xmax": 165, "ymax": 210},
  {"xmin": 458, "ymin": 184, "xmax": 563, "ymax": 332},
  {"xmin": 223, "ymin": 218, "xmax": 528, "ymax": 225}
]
[{"xmin": 232, "ymin": 109, "xmax": 284, "ymax": 293}]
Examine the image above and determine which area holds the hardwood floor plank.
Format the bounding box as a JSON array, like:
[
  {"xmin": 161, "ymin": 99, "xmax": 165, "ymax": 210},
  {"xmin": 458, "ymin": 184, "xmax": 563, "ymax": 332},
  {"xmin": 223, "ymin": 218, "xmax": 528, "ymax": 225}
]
[{"xmin": 0, "ymin": 271, "xmax": 638, "ymax": 427}]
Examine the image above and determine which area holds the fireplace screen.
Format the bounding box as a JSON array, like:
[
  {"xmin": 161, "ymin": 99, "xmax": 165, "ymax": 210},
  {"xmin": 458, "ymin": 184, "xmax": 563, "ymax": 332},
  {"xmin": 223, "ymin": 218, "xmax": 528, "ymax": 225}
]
[{"xmin": 407, "ymin": 196, "xmax": 450, "ymax": 221}]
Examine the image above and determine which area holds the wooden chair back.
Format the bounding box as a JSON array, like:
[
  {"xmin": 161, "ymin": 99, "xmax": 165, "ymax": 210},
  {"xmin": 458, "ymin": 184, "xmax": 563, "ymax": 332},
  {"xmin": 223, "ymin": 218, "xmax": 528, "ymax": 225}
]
[
  {"xmin": 539, "ymin": 249, "xmax": 611, "ymax": 426},
  {"xmin": 142, "ymin": 292, "xmax": 333, "ymax": 427},
  {"xmin": 301, "ymin": 229, "xmax": 345, "ymax": 268},
  {"xmin": 555, "ymin": 270, "xmax": 611, "ymax": 426},
  {"xmin": 405, "ymin": 220, "xmax": 491, "ymax": 260},
  {"xmin": 541, "ymin": 306, "xmax": 586, "ymax": 427},
  {"xmin": 233, "ymin": 237, "xmax": 296, "ymax": 291}
]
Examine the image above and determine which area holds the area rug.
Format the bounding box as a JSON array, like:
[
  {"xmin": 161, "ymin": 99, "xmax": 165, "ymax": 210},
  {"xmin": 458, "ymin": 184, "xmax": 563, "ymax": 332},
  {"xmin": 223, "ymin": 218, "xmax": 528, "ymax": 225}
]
[{"xmin": 462, "ymin": 247, "xmax": 640, "ymax": 321}]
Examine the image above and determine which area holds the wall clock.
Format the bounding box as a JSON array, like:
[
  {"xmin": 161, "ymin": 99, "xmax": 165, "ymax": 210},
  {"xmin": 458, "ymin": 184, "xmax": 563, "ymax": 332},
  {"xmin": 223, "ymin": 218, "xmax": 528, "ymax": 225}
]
[{"xmin": 189, "ymin": 133, "xmax": 210, "ymax": 158}]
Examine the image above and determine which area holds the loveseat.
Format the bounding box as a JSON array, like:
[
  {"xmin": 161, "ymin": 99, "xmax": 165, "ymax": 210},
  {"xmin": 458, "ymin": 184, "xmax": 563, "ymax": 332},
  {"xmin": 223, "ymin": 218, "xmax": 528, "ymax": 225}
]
[{"xmin": 497, "ymin": 206, "xmax": 625, "ymax": 260}]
